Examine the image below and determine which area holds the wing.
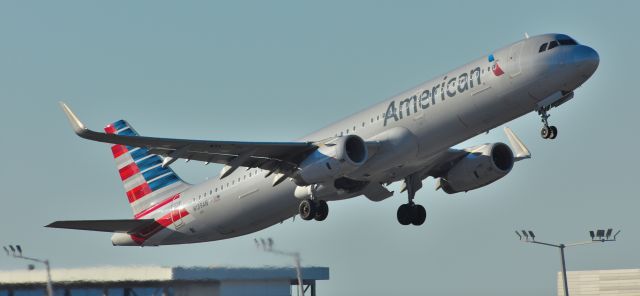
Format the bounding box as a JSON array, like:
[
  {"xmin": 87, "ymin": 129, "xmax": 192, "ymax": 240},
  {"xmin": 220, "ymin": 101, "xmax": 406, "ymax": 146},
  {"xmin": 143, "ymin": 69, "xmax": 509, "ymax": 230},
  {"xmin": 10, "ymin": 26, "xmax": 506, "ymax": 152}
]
[
  {"xmin": 60, "ymin": 102, "xmax": 320, "ymax": 178},
  {"xmin": 399, "ymin": 127, "xmax": 531, "ymax": 191}
]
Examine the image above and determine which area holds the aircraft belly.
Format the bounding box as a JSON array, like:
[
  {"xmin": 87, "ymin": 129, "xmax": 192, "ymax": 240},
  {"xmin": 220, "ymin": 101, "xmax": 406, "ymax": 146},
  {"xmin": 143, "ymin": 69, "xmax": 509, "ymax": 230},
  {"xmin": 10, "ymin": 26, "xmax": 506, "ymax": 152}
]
[{"xmin": 212, "ymin": 178, "xmax": 298, "ymax": 237}]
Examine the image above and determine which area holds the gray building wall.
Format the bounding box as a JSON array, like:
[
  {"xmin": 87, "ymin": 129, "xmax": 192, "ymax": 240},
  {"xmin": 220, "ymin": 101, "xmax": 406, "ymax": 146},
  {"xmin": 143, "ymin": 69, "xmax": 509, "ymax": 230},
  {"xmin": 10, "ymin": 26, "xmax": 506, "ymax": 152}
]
[{"xmin": 558, "ymin": 269, "xmax": 640, "ymax": 295}]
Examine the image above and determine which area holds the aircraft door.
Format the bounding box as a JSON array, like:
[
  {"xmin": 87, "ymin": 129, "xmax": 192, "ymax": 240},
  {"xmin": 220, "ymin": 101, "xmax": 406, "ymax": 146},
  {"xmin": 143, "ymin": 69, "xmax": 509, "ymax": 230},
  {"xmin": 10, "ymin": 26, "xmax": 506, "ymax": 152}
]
[
  {"xmin": 508, "ymin": 41, "xmax": 524, "ymax": 78},
  {"xmin": 171, "ymin": 199, "xmax": 185, "ymax": 229}
]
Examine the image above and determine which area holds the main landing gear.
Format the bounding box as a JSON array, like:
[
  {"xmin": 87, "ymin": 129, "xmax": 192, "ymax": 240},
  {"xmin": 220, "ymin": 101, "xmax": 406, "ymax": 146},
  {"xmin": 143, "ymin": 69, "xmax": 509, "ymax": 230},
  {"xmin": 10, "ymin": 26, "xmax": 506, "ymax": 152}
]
[
  {"xmin": 299, "ymin": 199, "xmax": 329, "ymax": 221},
  {"xmin": 538, "ymin": 106, "xmax": 558, "ymax": 140},
  {"xmin": 396, "ymin": 173, "xmax": 427, "ymax": 226}
]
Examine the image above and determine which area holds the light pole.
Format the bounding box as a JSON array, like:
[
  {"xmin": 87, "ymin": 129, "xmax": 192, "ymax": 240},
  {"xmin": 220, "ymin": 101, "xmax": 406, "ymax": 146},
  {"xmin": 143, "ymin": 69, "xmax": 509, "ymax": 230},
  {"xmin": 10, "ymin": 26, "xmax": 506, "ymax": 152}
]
[
  {"xmin": 255, "ymin": 238, "xmax": 304, "ymax": 296},
  {"xmin": 3, "ymin": 245, "xmax": 54, "ymax": 296},
  {"xmin": 515, "ymin": 229, "xmax": 620, "ymax": 296}
]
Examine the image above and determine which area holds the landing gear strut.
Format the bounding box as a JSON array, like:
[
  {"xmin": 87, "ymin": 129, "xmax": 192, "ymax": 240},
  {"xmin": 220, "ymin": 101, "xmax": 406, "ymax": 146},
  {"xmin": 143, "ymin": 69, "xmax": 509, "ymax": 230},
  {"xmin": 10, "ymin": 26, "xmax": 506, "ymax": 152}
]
[
  {"xmin": 299, "ymin": 199, "xmax": 329, "ymax": 221},
  {"xmin": 538, "ymin": 107, "xmax": 558, "ymax": 140},
  {"xmin": 396, "ymin": 174, "xmax": 427, "ymax": 226}
]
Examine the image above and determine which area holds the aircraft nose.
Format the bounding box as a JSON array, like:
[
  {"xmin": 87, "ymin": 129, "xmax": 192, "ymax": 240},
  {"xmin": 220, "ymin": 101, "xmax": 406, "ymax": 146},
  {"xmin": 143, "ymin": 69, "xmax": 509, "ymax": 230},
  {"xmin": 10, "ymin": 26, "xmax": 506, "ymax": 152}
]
[{"xmin": 573, "ymin": 45, "xmax": 599, "ymax": 77}]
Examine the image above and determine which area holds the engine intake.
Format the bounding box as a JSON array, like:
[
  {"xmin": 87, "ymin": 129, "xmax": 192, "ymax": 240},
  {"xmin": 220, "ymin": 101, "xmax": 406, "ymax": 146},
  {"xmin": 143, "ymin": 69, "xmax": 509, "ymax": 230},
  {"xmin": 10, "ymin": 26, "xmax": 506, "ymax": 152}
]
[
  {"xmin": 439, "ymin": 142, "xmax": 514, "ymax": 194},
  {"xmin": 295, "ymin": 135, "xmax": 368, "ymax": 185}
]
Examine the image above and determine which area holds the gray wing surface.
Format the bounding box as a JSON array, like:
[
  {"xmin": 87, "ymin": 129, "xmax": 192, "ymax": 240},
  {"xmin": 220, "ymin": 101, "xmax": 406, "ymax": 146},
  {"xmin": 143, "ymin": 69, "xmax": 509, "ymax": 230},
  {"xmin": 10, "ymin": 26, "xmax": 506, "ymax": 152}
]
[{"xmin": 60, "ymin": 102, "xmax": 317, "ymax": 175}]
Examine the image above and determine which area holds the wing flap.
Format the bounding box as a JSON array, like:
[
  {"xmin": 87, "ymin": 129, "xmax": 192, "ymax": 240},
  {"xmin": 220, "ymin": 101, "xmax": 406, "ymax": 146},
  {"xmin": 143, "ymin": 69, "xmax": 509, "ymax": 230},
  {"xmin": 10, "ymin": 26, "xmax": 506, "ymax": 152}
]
[{"xmin": 46, "ymin": 219, "xmax": 156, "ymax": 234}]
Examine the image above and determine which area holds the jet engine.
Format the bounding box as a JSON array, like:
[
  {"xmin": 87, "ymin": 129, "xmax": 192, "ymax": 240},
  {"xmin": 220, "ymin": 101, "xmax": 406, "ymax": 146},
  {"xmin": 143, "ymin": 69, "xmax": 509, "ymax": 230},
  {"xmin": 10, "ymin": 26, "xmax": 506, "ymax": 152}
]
[
  {"xmin": 439, "ymin": 143, "xmax": 514, "ymax": 194},
  {"xmin": 295, "ymin": 135, "xmax": 368, "ymax": 185}
]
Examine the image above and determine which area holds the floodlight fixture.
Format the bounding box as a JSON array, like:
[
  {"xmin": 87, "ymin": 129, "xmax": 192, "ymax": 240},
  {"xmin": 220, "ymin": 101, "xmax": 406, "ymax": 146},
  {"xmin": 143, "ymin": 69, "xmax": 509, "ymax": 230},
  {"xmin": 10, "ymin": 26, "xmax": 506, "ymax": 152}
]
[
  {"xmin": 267, "ymin": 238, "xmax": 274, "ymax": 249},
  {"xmin": 16, "ymin": 245, "xmax": 22, "ymax": 256},
  {"xmin": 515, "ymin": 228, "xmax": 620, "ymax": 296},
  {"xmin": 613, "ymin": 230, "xmax": 621, "ymax": 240},
  {"xmin": 3, "ymin": 246, "xmax": 9, "ymax": 256},
  {"xmin": 9, "ymin": 245, "xmax": 15, "ymax": 253}
]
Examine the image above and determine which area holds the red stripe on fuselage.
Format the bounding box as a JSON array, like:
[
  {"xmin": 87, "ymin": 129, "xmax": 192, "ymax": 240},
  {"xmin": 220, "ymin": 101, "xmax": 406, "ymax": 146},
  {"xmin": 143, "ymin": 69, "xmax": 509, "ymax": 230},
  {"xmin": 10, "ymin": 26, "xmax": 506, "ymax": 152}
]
[
  {"xmin": 119, "ymin": 162, "xmax": 140, "ymax": 181},
  {"xmin": 129, "ymin": 209, "xmax": 190, "ymax": 245},
  {"xmin": 111, "ymin": 145, "xmax": 128, "ymax": 159},
  {"xmin": 134, "ymin": 194, "xmax": 180, "ymax": 219},
  {"xmin": 126, "ymin": 183, "xmax": 152, "ymax": 203}
]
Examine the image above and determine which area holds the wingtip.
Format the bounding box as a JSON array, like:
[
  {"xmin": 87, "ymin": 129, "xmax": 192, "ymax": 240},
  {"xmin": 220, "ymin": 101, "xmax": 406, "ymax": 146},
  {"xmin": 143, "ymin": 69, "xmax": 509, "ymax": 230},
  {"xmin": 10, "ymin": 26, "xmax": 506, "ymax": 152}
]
[
  {"xmin": 59, "ymin": 101, "xmax": 87, "ymax": 135},
  {"xmin": 503, "ymin": 127, "xmax": 531, "ymax": 160}
]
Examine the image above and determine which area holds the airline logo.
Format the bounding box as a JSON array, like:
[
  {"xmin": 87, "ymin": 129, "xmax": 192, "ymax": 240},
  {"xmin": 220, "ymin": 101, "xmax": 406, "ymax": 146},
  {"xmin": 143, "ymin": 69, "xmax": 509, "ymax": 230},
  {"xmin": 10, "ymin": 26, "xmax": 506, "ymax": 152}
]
[{"xmin": 488, "ymin": 54, "xmax": 504, "ymax": 76}]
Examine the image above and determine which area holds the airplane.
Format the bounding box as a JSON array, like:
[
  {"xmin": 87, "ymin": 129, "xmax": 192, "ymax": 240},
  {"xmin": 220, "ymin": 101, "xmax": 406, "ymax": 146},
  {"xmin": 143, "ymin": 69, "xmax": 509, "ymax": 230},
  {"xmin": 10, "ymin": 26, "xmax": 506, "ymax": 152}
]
[{"xmin": 48, "ymin": 33, "xmax": 599, "ymax": 246}]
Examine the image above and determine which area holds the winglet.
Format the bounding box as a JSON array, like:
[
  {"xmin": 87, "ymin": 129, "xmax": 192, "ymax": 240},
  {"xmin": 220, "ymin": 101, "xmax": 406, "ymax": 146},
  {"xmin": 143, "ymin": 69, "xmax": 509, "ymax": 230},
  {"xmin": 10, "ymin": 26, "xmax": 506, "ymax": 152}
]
[
  {"xmin": 59, "ymin": 101, "xmax": 87, "ymax": 135},
  {"xmin": 504, "ymin": 127, "xmax": 531, "ymax": 161}
]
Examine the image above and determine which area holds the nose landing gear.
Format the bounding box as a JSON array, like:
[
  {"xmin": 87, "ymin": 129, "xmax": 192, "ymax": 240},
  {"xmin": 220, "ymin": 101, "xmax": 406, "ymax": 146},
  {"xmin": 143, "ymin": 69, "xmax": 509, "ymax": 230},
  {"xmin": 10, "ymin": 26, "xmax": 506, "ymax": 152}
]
[{"xmin": 538, "ymin": 107, "xmax": 558, "ymax": 139}]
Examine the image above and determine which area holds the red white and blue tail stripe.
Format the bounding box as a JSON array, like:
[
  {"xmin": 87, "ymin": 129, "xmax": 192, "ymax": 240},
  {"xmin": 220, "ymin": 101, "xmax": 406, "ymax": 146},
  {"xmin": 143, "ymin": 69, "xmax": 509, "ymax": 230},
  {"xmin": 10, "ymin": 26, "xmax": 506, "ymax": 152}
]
[{"xmin": 104, "ymin": 120, "xmax": 190, "ymax": 216}]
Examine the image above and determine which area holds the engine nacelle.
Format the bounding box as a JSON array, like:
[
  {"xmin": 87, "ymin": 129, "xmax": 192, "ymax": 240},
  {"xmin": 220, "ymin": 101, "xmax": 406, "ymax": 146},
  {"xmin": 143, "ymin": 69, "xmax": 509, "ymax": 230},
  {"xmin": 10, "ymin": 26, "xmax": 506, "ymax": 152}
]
[
  {"xmin": 295, "ymin": 135, "xmax": 368, "ymax": 185},
  {"xmin": 439, "ymin": 142, "xmax": 514, "ymax": 194}
]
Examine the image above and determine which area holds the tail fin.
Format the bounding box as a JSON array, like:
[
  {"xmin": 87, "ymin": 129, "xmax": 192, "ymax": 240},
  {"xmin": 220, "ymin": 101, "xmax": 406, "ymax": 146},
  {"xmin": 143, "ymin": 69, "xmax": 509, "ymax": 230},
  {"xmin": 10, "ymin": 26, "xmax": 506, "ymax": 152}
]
[{"xmin": 104, "ymin": 120, "xmax": 190, "ymax": 216}]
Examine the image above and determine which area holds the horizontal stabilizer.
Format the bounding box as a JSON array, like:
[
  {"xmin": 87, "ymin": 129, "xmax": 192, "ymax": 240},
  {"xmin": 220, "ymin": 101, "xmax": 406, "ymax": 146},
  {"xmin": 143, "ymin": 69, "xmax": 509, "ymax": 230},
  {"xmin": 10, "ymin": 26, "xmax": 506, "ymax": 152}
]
[{"xmin": 46, "ymin": 219, "xmax": 155, "ymax": 234}]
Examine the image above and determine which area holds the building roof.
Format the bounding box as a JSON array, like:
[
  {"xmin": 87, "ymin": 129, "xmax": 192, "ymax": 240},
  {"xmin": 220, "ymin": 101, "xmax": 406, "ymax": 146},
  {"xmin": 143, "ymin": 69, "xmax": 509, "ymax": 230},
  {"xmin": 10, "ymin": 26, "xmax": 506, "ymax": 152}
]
[{"xmin": 0, "ymin": 266, "xmax": 329, "ymax": 286}]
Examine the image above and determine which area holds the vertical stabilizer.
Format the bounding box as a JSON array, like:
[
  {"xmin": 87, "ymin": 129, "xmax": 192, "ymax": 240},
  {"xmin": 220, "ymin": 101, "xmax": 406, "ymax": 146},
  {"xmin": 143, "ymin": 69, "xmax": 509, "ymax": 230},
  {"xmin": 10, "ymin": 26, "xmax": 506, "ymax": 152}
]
[{"xmin": 104, "ymin": 120, "xmax": 190, "ymax": 216}]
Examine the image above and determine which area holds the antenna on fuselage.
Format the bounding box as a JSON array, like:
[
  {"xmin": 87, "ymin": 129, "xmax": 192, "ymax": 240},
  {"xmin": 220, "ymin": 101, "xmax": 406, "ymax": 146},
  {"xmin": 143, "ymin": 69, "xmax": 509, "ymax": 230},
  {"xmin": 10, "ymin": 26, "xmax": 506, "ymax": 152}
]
[{"xmin": 524, "ymin": 32, "xmax": 530, "ymax": 39}]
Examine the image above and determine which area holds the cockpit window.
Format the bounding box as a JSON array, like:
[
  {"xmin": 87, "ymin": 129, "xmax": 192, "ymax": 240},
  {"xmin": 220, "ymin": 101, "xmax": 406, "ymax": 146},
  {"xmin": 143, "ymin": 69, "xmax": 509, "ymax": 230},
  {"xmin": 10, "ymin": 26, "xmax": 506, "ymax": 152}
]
[
  {"xmin": 548, "ymin": 40, "xmax": 559, "ymax": 50},
  {"xmin": 558, "ymin": 38, "xmax": 578, "ymax": 46},
  {"xmin": 539, "ymin": 43, "xmax": 548, "ymax": 53}
]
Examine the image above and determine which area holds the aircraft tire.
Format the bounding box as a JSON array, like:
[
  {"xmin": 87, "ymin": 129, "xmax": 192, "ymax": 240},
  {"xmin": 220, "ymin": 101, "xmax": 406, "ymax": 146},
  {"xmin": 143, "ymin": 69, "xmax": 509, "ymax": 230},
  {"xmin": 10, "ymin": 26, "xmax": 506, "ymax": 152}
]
[
  {"xmin": 299, "ymin": 200, "xmax": 316, "ymax": 221},
  {"xmin": 314, "ymin": 200, "xmax": 329, "ymax": 221},
  {"xmin": 397, "ymin": 204, "xmax": 412, "ymax": 225},
  {"xmin": 549, "ymin": 126, "xmax": 558, "ymax": 139},
  {"xmin": 410, "ymin": 204, "xmax": 427, "ymax": 226},
  {"xmin": 541, "ymin": 126, "xmax": 551, "ymax": 139}
]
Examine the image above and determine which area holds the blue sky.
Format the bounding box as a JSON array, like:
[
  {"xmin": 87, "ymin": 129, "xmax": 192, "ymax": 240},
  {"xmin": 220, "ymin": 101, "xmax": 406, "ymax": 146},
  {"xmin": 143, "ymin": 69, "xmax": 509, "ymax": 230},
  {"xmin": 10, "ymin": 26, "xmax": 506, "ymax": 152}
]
[{"xmin": 1, "ymin": 1, "xmax": 638, "ymax": 295}]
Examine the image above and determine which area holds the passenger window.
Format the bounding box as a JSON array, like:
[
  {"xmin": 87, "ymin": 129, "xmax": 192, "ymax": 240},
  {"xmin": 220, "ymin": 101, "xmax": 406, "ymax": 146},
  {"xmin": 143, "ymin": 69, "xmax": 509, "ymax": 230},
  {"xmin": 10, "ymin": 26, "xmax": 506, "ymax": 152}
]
[
  {"xmin": 539, "ymin": 43, "xmax": 548, "ymax": 52},
  {"xmin": 548, "ymin": 41, "xmax": 558, "ymax": 50}
]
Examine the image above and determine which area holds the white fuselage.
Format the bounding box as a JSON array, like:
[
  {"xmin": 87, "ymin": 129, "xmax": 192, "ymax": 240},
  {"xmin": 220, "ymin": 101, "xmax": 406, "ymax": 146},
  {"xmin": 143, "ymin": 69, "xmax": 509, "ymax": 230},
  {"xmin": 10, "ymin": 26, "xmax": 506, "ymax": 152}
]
[{"xmin": 120, "ymin": 33, "xmax": 598, "ymax": 246}]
